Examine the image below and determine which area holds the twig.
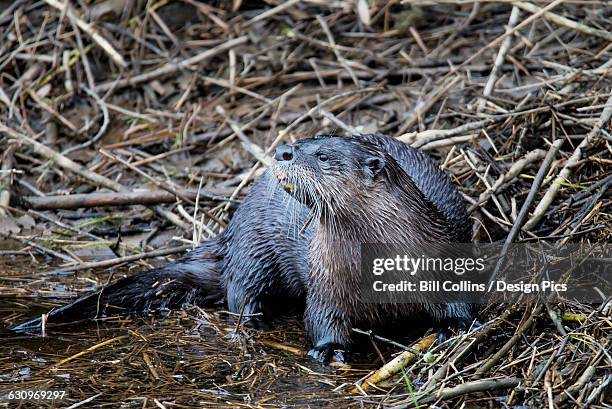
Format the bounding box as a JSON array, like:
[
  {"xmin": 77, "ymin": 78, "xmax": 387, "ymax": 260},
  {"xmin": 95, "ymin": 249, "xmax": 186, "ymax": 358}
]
[
  {"xmin": 1, "ymin": 122, "xmax": 187, "ymax": 230},
  {"xmin": 243, "ymin": 0, "xmax": 301, "ymax": 27},
  {"xmin": 44, "ymin": 0, "xmax": 127, "ymax": 67},
  {"xmin": 2, "ymin": 123, "xmax": 124, "ymax": 191},
  {"xmin": 43, "ymin": 245, "xmax": 191, "ymax": 276},
  {"xmin": 420, "ymin": 133, "xmax": 479, "ymax": 150},
  {"xmin": 21, "ymin": 238, "xmax": 78, "ymax": 264},
  {"xmin": 488, "ymin": 139, "xmax": 563, "ymax": 283},
  {"xmin": 259, "ymin": 340, "xmax": 305, "ymax": 356},
  {"xmin": 63, "ymin": 394, "xmax": 102, "ymax": 409},
  {"xmin": 215, "ymin": 106, "xmax": 271, "ymax": 166},
  {"xmin": 524, "ymin": 94, "xmax": 612, "ymax": 230},
  {"xmin": 398, "ymin": 118, "xmax": 496, "ymax": 147},
  {"xmin": 513, "ymin": 1, "xmax": 612, "ymax": 42},
  {"xmin": 94, "ymin": 36, "xmax": 248, "ymax": 92},
  {"xmin": 1, "ymin": 203, "xmax": 104, "ymax": 241},
  {"xmin": 418, "ymin": 314, "xmax": 512, "ymax": 395},
  {"xmin": 22, "ymin": 189, "xmax": 233, "ymax": 210},
  {"xmin": 352, "ymin": 328, "xmax": 425, "ymax": 357},
  {"xmin": 475, "ymin": 305, "xmax": 544, "ymax": 376},
  {"xmin": 61, "ymin": 84, "xmax": 110, "ymax": 155},
  {"xmin": 99, "ymin": 149, "xmax": 196, "ymax": 206},
  {"xmin": 53, "ymin": 336, "xmax": 128, "ymax": 367},
  {"xmin": 319, "ymin": 108, "xmax": 360, "ymax": 135},
  {"xmin": 26, "ymin": 89, "xmax": 78, "ymax": 132},
  {"xmin": 585, "ymin": 374, "xmax": 612, "ymax": 405},
  {"xmin": 479, "ymin": 6, "xmax": 520, "ymax": 110},
  {"xmin": 352, "ymin": 334, "xmax": 437, "ymax": 393},
  {"xmin": 201, "ymin": 75, "xmax": 272, "ymax": 104},
  {"xmin": 445, "ymin": 0, "xmax": 566, "ymax": 77},
  {"xmin": 392, "ymin": 378, "xmax": 522, "ymax": 408},
  {"xmin": 397, "ymin": 76, "xmax": 461, "ymax": 135},
  {"xmin": 316, "ymin": 15, "xmax": 361, "ymax": 86},
  {"xmin": 555, "ymin": 356, "xmax": 598, "ymax": 404},
  {"xmin": 468, "ymin": 148, "xmax": 546, "ymax": 212},
  {"xmin": 100, "ymin": 148, "xmax": 226, "ymax": 227}
]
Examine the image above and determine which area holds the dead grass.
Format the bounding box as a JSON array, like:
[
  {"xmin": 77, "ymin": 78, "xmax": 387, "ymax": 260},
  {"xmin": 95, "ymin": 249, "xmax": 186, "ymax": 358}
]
[{"xmin": 0, "ymin": 1, "xmax": 610, "ymax": 407}]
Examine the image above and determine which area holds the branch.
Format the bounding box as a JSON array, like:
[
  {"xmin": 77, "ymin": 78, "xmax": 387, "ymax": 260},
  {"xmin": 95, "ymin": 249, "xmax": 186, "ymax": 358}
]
[{"xmin": 524, "ymin": 94, "xmax": 612, "ymax": 230}]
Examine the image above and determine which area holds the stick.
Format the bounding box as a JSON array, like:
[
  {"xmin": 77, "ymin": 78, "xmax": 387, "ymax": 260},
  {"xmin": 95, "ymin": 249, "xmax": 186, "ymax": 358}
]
[
  {"xmin": 468, "ymin": 148, "xmax": 546, "ymax": 212},
  {"xmin": 419, "ymin": 312, "xmax": 514, "ymax": 395},
  {"xmin": 98, "ymin": 149, "xmax": 196, "ymax": 206},
  {"xmin": 1, "ymin": 203, "xmax": 104, "ymax": 241},
  {"xmin": 53, "ymin": 336, "xmax": 128, "ymax": 367},
  {"xmin": 259, "ymin": 340, "xmax": 305, "ymax": 356},
  {"xmin": 316, "ymin": 15, "xmax": 361, "ymax": 86},
  {"xmin": 488, "ymin": 139, "xmax": 563, "ymax": 283},
  {"xmin": 2, "ymin": 123, "xmax": 124, "ymax": 191},
  {"xmin": 44, "ymin": 0, "xmax": 127, "ymax": 67},
  {"xmin": 94, "ymin": 36, "xmax": 248, "ymax": 92},
  {"xmin": 22, "ymin": 189, "xmax": 233, "ymax": 210},
  {"xmin": 523, "ymin": 94, "xmax": 612, "ymax": 230},
  {"xmin": 556, "ymin": 363, "xmax": 597, "ymax": 404},
  {"xmin": 475, "ymin": 305, "xmax": 544, "ymax": 376},
  {"xmin": 43, "ymin": 245, "xmax": 191, "ymax": 276},
  {"xmin": 99, "ymin": 149, "xmax": 227, "ymax": 228},
  {"xmin": 586, "ymin": 374, "xmax": 612, "ymax": 405},
  {"xmin": 352, "ymin": 328, "xmax": 425, "ymax": 357},
  {"xmin": 63, "ymin": 394, "xmax": 102, "ymax": 409},
  {"xmin": 22, "ymin": 238, "xmax": 78, "ymax": 264},
  {"xmin": 398, "ymin": 118, "xmax": 496, "ymax": 147},
  {"xmin": 446, "ymin": 0, "xmax": 566, "ymax": 77},
  {"xmin": 392, "ymin": 378, "xmax": 522, "ymax": 408},
  {"xmin": 319, "ymin": 108, "xmax": 360, "ymax": 135},
  {"xmin": 397, "ymin": 76, "xmax": 461, "ymax": 135},
  {"xmin": 352, "ymin": 333, "xmax": 437, "ymax": 393},
  {"xmin": 61, "ymin": 84, "xmax": 110, "ymax": 155},
  {"xmin": 201, "ymin": 75, "xmax": 272, "ymax": 104},
  {"xmin": 215, "ymin": 106, "xmax": 271, "ymax": 166},
  {"xmin": 243, "ymin": 0, "xmax": 301, "ymax": 27},
  {"xmin": 513, "ymin": 1, "xmax": 612, "ymax": 42},
  {"xmin": 479, "ymin": 6, "xmax": 520, "ymax": 110},
  {"xmin": 420, "ymin": 133, "xmax": 479, "ymax": 150},
  {"xmin": 1, "ymin": 122, "xmax": 188, "ymax": 230}
]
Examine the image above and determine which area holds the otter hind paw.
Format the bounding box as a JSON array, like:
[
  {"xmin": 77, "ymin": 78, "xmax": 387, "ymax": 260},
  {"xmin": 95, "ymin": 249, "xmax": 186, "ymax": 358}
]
[{"xmin": 308, "ymin": 343, "xmax": 346, "ymax": 365}]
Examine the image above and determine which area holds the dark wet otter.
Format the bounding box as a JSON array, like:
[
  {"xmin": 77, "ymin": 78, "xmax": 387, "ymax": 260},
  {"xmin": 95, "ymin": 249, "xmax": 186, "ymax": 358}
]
[{"xmin": 14, "ymin": 133, "xmax": 474, "ymax": 364}]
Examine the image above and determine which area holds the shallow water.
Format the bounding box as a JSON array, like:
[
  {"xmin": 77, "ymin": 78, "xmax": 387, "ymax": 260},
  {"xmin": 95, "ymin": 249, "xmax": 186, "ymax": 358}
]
[{"xmin": 0, "ymin": 255, "xmax": 378, "ymax": 408}]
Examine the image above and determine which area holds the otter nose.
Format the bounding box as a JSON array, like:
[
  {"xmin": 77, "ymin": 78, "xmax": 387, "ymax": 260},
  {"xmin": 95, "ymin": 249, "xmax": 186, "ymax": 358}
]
[{"xmin": 274, "ymin": 144, "xmax": 294, "ymax": 162}]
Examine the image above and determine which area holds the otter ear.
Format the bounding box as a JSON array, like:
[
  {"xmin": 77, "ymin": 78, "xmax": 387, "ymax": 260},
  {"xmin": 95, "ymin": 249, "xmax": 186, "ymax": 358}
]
[{"xmin": 363, "ymin": 156, "xmax": 385, "ymax": 179}]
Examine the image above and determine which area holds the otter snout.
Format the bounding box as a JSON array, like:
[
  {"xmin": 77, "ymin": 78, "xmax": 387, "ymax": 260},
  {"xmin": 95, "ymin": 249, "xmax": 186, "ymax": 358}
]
[
  {"xmin": 274, "ymin": 144, "xmax": 295, "ymax": 162},
  {"xmin": 272, "ymin": 144, "xmax": 296, "ymax": 193}
]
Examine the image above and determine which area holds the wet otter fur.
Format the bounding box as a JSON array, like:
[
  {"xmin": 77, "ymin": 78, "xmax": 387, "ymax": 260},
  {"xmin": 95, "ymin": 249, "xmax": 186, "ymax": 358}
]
[{"xmin": 13, "ymin": 133, "xmax": 474, "ymax": 364}]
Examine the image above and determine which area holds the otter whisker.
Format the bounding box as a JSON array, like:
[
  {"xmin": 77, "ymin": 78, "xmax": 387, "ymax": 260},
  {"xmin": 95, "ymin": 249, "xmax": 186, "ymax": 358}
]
[{"xmin": 265, "ymin": 168, "xmax": 279, "ymax": 207}]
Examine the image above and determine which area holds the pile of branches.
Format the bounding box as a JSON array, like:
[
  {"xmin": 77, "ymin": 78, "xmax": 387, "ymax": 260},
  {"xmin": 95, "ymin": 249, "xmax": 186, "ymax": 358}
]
[{"xmin": 0, "ymin": 0, "xmax": 610, "ymax": 407}]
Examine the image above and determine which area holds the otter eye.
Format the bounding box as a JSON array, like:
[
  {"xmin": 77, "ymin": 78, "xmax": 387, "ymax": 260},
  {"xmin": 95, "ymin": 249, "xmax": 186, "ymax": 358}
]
[{"xmin": 317, "ymin": 153, "xmax": 328, "ymax": 162}]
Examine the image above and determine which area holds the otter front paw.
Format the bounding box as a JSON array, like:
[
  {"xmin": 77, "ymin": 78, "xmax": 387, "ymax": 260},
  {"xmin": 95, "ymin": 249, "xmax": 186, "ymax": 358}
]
[{"xmin": 308, "ymin": 343, "xmax": 346, "ymax": 365}]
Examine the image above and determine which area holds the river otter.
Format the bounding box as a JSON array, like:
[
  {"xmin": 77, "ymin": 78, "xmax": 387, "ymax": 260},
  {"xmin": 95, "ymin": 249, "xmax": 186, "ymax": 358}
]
[{"xmin": 13, "ymin": 133, "xmax": 474, "ymax": 364}]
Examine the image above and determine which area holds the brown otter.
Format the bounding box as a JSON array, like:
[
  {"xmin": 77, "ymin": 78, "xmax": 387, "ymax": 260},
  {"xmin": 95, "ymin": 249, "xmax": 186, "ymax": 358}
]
[{"xmin": 13, "ymin": 133, "xmax": 474, "ymax": 364}]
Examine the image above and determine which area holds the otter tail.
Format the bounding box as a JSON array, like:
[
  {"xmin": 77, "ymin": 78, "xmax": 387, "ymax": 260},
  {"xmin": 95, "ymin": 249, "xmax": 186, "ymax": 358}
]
[{"xmin": 11, "ymin": 239, "xmax": 224, "ymax": 332}]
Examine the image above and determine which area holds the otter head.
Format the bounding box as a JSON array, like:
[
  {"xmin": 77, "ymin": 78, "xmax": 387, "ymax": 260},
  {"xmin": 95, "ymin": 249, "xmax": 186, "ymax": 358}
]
[{"xmin": 271, "ymin": 135, "xmax": 390, "ymax": 221}]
